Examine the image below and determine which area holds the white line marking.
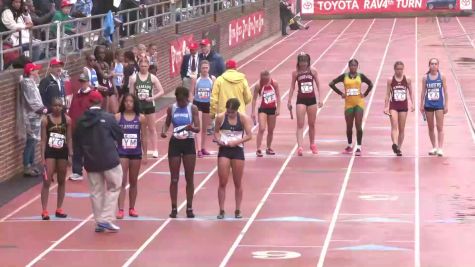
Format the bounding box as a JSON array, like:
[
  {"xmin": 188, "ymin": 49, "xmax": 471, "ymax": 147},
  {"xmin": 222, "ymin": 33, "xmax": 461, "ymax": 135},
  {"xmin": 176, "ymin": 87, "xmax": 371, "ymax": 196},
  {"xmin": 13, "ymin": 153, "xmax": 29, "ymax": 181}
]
[
  {"xmin": 414, "ymin": 17, "xmax": 421, "ymax": 267},
  {"xmin": 218, "ymin": 19, "xmax": 374, "ymax": 267},
  {"xmin": 121, "ymin": 21, "xmax": 338, "ymax": 267},
  {"xmin": 317, "ymin": 18, "xmax": 396, "ymax": 267},
  {"xmin": 0, "ymin": 22, "xmax": 314, "ymax": 224},
  {"xmin": 52, "ymin": 249, "xmax": 136, "ymax": 252},
  {"xmin": 239, "ymin": 245, "xmax": 322, "ymax": 248}
]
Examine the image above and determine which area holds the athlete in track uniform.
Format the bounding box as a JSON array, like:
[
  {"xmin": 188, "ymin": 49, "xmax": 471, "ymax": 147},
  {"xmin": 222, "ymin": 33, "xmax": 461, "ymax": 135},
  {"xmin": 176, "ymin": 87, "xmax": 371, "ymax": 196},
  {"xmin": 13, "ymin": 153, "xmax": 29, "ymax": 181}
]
[
  {"xmin": 40, "ymin": 98, "xmax": 73, "ymax": 220},
  {"xmin": 420, "ymin": 58, "xmax": 448, "ymax": 157},
  {"xmin": 215, "ymin": 98, "xmax": 252, "ymax": 219},
  {"xmin": 329, "ymin": 59, "xmax": 373, "ymax": 156},
  {"xmin": 287, "ymin": 53, "xmax": 322, "ymax": 156},
  {"xmin": 116, "ymin": 94, "xmax": 147, "ymax": 219},
  {"xmin": 251, "ymin": 71, "xmax": 281, "ymax": 157},
  {"xmin": 161, "ymin": 87, "xmax": 200, "ymax": 218},
  {"xmin": 384, "ymin": 61, "xmax": 414, "ymax": 156},
  {"xmin": 129, "ymin": 58, "xmax": 164, "ymax": 158},
  {"xmin": 190, "ymin": 60, "xmax": 215, "ymax": 157}
]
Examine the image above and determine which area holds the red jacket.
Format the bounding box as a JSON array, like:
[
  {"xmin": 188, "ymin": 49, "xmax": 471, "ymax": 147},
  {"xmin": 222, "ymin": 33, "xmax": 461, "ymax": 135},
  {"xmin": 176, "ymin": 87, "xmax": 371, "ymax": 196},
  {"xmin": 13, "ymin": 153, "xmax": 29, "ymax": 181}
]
[{"xmin": 68, "ymin": 88, "xmax": 96, "ymax": 132}]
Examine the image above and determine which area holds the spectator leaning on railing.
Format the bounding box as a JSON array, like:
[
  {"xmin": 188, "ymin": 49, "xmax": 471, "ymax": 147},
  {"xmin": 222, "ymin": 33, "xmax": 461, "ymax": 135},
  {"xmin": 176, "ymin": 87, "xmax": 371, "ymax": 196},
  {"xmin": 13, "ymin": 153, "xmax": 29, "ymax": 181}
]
[
  {"xmin": 1, "ymin": 0, "xmax": 42, "ymax": 61},
  {"xmin": 50, "ymin": 0, "xmax": 75, "ymax": 35}
]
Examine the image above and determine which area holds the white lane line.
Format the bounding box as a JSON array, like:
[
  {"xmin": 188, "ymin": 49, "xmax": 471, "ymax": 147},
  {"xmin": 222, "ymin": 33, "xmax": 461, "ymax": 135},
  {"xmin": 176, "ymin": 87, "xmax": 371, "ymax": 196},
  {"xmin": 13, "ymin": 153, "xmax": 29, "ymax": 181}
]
[
  {"xmin": 218, "ymin": 19, "xmax": 376, "ymax": 267},
  {"xmin": 414, "ymin": 17, "xmax": 421, "ymax": 267},
  {"xmin": 316, "ymin": 18, "xmax": 397, "ymax": 267}
]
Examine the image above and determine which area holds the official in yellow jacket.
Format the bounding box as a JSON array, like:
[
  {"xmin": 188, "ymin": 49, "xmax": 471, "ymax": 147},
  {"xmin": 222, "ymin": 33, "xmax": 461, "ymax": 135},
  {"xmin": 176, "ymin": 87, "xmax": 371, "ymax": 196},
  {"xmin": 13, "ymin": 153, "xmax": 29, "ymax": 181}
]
[{"xmin": 210, "ymin": 60, "xmax": 253, "ymax": 119}]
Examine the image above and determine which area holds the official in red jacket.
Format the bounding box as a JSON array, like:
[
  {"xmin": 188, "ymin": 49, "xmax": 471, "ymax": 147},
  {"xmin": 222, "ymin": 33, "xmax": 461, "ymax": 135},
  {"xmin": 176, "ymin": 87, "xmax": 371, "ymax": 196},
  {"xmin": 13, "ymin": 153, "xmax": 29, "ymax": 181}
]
[{"xmin": 67, "ymin": 73, "xmax": 97, "ymax": 181}]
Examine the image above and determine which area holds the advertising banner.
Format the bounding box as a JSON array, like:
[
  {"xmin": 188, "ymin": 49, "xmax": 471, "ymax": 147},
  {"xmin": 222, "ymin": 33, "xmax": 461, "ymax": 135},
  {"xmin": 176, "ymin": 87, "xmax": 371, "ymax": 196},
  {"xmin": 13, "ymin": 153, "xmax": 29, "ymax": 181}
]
[
  {"xmin": 302, "ymin": 0, "xmax": 471, "ymax": 15},
  {"xmin": 228, "ymin": 11, "xmax": 265, "ymax": 48},
  {"xmin": 169, "ymin": 34, "xmax": 195, "ymax": 78}
]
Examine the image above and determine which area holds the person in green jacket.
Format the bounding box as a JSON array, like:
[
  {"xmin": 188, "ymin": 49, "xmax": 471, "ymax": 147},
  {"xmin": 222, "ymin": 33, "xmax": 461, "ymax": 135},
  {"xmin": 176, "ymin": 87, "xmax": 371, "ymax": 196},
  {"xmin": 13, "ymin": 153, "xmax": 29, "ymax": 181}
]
[{"xmin": 50, "ymin": 0, "xmax": 75, "ymax": 35}]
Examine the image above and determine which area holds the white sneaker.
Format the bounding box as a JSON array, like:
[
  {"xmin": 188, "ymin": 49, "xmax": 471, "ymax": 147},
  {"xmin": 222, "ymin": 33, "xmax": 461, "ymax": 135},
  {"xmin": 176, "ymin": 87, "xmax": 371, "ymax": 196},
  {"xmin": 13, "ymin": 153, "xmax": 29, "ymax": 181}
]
[
  {"xmin": 428, "ymin": 148, "xmax": 438, "ymax": 156},
  {"xmin": 69, "ymin": 173, "xmax": 83, "ymax": 181},
  {"xmin": 97, "ymin": 222, "xmax": 120, "ymax": 232},
  {"xmin": 437, "ymin": 149, "xmax": 444, "ymax": 157},
  {"xmin": 152, "ymin": 151, "xmax": 159, "ymax": 158}
]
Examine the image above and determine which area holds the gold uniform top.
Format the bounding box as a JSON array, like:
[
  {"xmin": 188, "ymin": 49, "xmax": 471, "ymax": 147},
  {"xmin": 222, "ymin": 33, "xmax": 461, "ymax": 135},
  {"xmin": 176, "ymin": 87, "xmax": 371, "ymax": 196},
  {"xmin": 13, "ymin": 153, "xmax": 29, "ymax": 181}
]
[
  {"xmin": 343, "ymin": 73, "xmax": 365, "ymax": 110},
  {"xmin": 330, "ymin": 72, "xmax": 372, "ymax": 111}
]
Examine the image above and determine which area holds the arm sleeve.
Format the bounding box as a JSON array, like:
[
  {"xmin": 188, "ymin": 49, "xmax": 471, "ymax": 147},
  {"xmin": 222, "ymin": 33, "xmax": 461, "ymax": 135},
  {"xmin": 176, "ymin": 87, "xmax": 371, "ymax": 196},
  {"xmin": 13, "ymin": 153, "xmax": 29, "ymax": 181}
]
[
  {"xmin": 210, "ymin": 79, "xmax": 220, "ymax": 117},
  {"xmin": 329, "ymin": 74, "xmax": 345, "ymax": 95},
  {"xmin": 1, "ymin": 10, "xmax": 25, "ymax": 30}
]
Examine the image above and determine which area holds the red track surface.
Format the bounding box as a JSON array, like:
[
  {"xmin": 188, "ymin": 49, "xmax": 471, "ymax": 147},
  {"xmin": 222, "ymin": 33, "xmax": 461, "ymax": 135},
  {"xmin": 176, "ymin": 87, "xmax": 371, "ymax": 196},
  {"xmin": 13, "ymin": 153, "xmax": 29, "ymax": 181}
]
[{"xmin": 1, "ymin": 17, "xmax": 475, "ymax": 267}]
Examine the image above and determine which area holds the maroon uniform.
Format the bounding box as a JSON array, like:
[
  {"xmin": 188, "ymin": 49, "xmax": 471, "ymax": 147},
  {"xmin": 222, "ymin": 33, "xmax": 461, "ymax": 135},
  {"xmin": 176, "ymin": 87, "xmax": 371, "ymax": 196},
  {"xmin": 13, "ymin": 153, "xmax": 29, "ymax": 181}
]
[
  {"xmin": 296, "ymin": 70, "xmax": 317, "ymax": 106},
  {"xmin": 389, "ymin": 75, "xmax": 409, "ymax": 112}
]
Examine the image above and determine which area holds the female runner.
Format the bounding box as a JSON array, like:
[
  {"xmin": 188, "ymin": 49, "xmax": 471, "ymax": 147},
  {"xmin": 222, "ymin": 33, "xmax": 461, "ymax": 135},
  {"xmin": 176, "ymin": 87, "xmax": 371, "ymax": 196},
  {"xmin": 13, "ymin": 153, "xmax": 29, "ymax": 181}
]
[
  {"xmin": 190, "ymin": 60, "xmax": 215, "ymax": 157},
  {"xmin": 161, "ymin": 86, "xmax": 200, "ymax": 218},
  {"xmin": 129, "ymin": 58, "xmax": 164, "ymax": 158},
  {"xmin": 251, "ymin": 70, "xmax": 280, "ymax": 157},
  {"xmin": 40, "ymin": 98, "xmax": 73, "ymax": 220},
  {"xmin": 384, "ymin": 61, "xmax": 414, "ymax": 156},
  {"xmin": 287, "ymin": 53, "xmax": 322, "ymax": 156},
  {"xmin": 420, "ymin": 58, "xmax": 448, "ymax": 157},
  {"xmin": 116, "ymin": 93, "xmax": 147, "ymax": 219},
  {"xmin": 215, "ymin": 98, "xmax": 252, "ymax": 219},
  {"xmin": 329, "ymin": 59, "xmax": 373, "ymax": 156}
]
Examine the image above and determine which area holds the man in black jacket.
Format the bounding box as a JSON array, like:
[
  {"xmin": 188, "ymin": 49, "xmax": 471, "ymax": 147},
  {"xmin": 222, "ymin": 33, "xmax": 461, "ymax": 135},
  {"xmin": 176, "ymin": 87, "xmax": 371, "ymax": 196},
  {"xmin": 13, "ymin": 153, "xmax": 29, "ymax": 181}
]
[
  {"xmin": 280, "ymin": 0, "xmax": 292, "ymax": 36},
  {"xmin": 198, "ymin": 39, "xmax": 225, "ymax": 78},
  {"xmin": 39, "ymin": 58, "xmax": 66, "ymax": 112},
  {"xmin": 74, "ymin": 90, "xmax": 124, "ymax": 233},
  {"xmin": 180, "ymin": 41, "xmax": 200, "ymax": 90}
]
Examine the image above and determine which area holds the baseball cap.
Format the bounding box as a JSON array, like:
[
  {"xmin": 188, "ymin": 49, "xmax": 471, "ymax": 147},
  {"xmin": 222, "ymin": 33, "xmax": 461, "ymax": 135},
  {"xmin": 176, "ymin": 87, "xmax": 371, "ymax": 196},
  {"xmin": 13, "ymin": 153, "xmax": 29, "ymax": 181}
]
[
  {"xmin": 61, "ymin": 0, "xmax": 73, "ymax": 8},
  {"xmin": 188, "ymin": 42, "xmax": 198, "ymax": 50},
  {"xmin": 200, "ymin": 39, "xmax": 211, "ymax": 46},
  {"xmin": 23, "ymin": 63, "xmax": 42, "ymax": 75},
  {"xmin": 89, "ymin": 90, "xmax": 103, "ymax": 103},
  {"xmin": 50, "ymin": 58, "xmax": 64, "ymax": 67},
  {"xmin": 225, "ymin": 59, "xmax": 237, "ymax": 69},
  {"xmin": 78, "ymin": 73, "xmax": 90, "ymax": 82}
]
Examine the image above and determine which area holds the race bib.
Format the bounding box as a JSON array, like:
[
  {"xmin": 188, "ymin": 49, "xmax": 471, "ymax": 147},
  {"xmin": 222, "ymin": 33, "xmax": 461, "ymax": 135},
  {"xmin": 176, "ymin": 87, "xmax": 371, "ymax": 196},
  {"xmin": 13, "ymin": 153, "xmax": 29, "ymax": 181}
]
[
  {"xmin": 393, "ymin": 89, "xmax": 406, "ymax": 101},
  {"xmin": 122, "ymin": 134, "xmax": 138, "ymax": 149},
  {"xmin": 220, "ymin": 132, "xmax": 240, "ymax": 144},
  {"xmin": 197, "ymin": 87, "xmax": 210, "ymax": 100},
  {"xmin": 173, "ymin": 125, "xmax": 190, "ymax": 139},
  {"xmin": 48, "ymin": 133, "xmax": 65, "ymax": 149},
  {"xmin": 428, "ymin": 88, "xmax": 440, "ymax": 101},
  {"xmin": 138, "ymin": 89, "xmax": 149, "ymax": 100},
  {"xmin": 346, "ymin": 88, "xmax": 360, "ymax": 96},
  {"xmin": 300, "ymin": 82, "xmax": 313, "ymax": 93},
  {"xmin": 263, "ymin": 91, "xmax": 276, "ymax": 104}
]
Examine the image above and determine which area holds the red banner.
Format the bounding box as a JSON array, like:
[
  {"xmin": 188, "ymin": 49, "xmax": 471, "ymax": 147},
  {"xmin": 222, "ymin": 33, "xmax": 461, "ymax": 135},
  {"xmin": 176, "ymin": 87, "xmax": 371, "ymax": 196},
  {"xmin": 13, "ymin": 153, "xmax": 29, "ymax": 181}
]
[
  {"xmin": 228, "ymin": 11, "xmax": 265, "ymax": 48},
  {"xmin": 169, "ymin": 34, "xmax": 195, "ymax": 78},
  {"xmin": 301, "ymin": 0, "xmax": 469, "ymax": 15}
]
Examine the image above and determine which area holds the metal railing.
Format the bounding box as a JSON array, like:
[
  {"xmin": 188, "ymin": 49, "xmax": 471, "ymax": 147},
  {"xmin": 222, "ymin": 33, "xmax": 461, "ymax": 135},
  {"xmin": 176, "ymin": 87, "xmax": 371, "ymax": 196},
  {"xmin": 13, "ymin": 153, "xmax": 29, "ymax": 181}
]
[{"xmin": 0, "ymin": 0, "xmax": 259, "ymax": 70}]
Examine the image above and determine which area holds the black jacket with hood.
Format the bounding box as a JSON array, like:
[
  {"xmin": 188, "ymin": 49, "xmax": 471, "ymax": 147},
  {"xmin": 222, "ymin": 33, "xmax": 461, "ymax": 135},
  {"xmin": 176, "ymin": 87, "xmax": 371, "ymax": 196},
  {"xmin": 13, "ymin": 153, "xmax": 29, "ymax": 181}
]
[{"xmin": 74, "ymin": 107, "xmax": 123, "ymax": 172}]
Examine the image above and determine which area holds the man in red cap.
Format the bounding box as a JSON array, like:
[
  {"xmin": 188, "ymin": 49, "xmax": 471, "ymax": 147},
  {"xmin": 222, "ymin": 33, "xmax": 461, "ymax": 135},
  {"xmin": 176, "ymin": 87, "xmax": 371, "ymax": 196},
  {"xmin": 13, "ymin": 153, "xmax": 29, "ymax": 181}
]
[
  {"xmin": 39, "ymin": 58, "xmax": 66, "ymax": 112},
  {"xmin": 210, "ymin": 59, "xmax": 252, "ymax": 119},
  {"xmin": 180, "ymin": 41, "xmax": 200, "ymax": 90},
  {"xmin": 19, "ymin": 63, "xmax": 48, "ymax": 176},
  {"xmin": 74, "ymin": 90, "xmax": 124, "ymax": 233},
  {"xmin": 198, "ymin": 38, "xmax": 225, "ymax": 78}
]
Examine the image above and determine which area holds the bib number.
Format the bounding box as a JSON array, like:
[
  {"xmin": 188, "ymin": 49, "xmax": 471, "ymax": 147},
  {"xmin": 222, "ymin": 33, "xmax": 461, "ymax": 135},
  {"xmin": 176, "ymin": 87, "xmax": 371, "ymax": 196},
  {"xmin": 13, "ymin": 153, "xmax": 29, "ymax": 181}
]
[
  {"xmin": 300, "ymin": 82, "xmax": 313, "ymax": 94},
  {"xmin": 138, "ymin": 89, "xmax": 149, "ymax": 100},
  {"xmin": 122, "ymin": 134, "xmax": 138, "ymax": 149},
  {"xmin": 393, "ymin": 89, "xmax": 406, "ymax": 101},
  {"xmin": 427, "ymin": 88, "xmax": 440, "ymax": 101},
  {"xmin": 346, "ymin": 88, "xmax": 360, "ymax": 96},
  {"xmin": 48, "ymin": 133, "xmax": 65, "ymax": 149},
  {"xmin": 173, "ymin": 125, "xmax": 190, "ymax": 139},
  {"xmin": 197, "ymin": 87, "xmax": 210, "ymax": 100},
  {"xmin": 263, "ymin": 91, "xmax": 276, "ymax": 104}
]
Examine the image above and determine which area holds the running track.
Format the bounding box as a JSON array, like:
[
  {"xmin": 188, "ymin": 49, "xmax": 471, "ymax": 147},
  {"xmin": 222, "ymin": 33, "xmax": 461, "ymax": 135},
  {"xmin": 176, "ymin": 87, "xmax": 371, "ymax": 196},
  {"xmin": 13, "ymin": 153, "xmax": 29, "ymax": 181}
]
[{"xmin": 1, "ymin": 17, "xmax": 475, "ymax": 267}]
